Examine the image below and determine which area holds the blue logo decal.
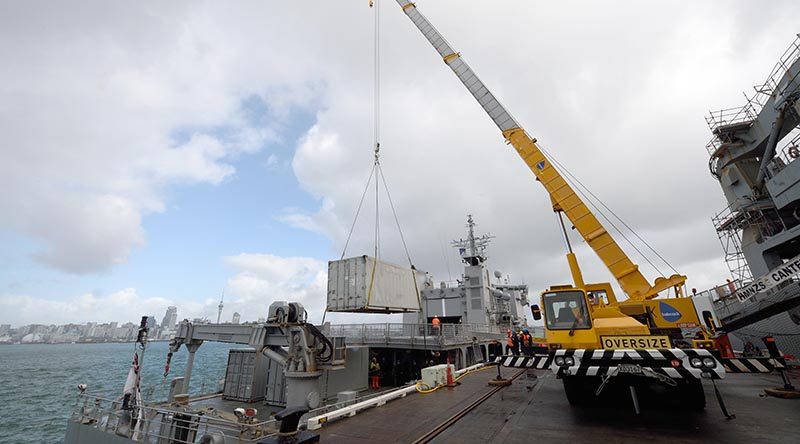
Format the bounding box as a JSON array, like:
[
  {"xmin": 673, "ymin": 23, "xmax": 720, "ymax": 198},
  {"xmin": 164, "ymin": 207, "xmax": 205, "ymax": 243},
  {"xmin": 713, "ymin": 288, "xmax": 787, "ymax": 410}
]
[
  {"xmin": 536, "ymin": 160, "xmax": 546, "ymax": 170},
  {"xmin": 659, "ymin": 302, "xmax": 682, "ymax": 322}
]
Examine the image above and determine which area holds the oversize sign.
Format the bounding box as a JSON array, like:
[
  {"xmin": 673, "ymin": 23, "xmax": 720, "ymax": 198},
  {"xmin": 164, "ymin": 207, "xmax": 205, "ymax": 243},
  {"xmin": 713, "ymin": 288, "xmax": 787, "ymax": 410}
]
[
  {"xmin": 600, "ymin": 335, "xmax": 671, "ymax": 349},
  {"xmin": 735, "ymin": 252, "xmax": 800, "ymax": 302}
]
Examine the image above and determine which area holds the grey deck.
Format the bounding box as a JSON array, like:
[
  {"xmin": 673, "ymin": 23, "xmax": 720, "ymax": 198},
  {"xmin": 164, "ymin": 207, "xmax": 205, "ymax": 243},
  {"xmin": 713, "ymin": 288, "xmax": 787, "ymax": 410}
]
[
  {"xmin": 315, "ymin": 368, "xmax": 800, "ymax": 443},
  {"xmin": 162, "ymin": 394, "xmax": 284, "ymax": 424}
]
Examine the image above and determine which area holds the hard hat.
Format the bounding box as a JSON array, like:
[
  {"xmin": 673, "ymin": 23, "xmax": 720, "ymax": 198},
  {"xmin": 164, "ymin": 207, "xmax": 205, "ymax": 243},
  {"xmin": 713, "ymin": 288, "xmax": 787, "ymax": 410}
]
[{"xmin": 523, "ymin": 328, "xmax": 529, "ymax": 333}]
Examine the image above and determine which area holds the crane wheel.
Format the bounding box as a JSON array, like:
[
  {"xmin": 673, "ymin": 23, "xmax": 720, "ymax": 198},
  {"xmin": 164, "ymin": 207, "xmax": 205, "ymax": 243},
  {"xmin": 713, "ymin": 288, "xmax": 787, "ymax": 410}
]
[
  {"xmin": 562, "ymin": 376, "xmax": 594, "ymax": 407},
  {"xmin": 677, "ymin": 379, "xmax": 706, "ymax": 411}
]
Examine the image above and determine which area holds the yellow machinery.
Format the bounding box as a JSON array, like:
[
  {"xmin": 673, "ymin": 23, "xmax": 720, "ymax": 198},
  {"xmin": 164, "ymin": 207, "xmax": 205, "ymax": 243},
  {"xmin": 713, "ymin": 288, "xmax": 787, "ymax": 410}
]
[{"xmin": 392, "ymin": 0, "xmax": 727, "ymax": 410}]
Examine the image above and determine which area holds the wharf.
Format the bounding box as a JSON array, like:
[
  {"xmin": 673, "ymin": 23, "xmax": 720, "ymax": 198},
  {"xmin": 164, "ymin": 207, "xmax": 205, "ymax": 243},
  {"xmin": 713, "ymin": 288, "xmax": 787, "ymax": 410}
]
[{"xmin": 316, "ymin": 368, "xmax": 800, "ymax": 443}]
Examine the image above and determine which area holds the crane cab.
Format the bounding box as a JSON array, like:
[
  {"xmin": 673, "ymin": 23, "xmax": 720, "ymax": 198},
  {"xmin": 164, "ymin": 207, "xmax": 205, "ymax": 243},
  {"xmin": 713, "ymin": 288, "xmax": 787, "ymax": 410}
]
[
  {"xmin": 531, "ymin": 287, "xmax": 595, "ymax": 349},
  {"xmin": 531, "ymin": 284, "xmax": 652, "ymax": 350}
]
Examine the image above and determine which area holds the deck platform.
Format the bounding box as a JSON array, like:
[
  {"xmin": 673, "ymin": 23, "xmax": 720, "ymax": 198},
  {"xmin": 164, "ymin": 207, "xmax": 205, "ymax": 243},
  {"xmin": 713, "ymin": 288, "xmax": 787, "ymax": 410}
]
[{"xmin": 315, "ymin": 367, "xmax": 800, "ymax": 443}]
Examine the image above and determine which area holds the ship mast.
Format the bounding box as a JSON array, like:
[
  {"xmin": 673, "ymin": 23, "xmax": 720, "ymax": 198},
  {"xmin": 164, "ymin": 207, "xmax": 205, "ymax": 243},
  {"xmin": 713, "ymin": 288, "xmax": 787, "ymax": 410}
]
[{"xmin": 451, "ymin": 215, "xmax": 494, "ymax": 266}]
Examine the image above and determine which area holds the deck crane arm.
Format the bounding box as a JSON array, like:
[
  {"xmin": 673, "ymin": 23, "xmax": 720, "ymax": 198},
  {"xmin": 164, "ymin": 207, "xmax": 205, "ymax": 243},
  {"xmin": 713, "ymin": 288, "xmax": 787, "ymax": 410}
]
[{"xmin": 394, "ymin": 0, "xmax": 685, "ymax": 301}]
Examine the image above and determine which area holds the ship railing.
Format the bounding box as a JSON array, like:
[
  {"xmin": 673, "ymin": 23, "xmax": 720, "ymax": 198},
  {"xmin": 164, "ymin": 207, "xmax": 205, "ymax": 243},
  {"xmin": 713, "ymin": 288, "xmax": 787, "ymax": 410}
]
[
  {"xmin": 328, "ymin": 322, "xmax": 504, "ymax": 346},
  {"xmin": 706, "ymin": 136, "xmax": 722, "ymax": 157},
  {"xmin": 69, "ymin": 391, "xmax": 278, "ymax": 443},
  {"xmin": 694, "ymin": 280, "xmax": 743, "ymax": 304},
  {"xmin": 705, "ymin": 103, "xmax": 758, "ymax": 137},
  {"xmin": 701, "ymin": 276, "xmax": 797, "ymax": 312},
  {"xmin": 706, "ymin": 35, "xmax": 800, "ymax": 157},
  {"xmin": 753, "ymin": 34, "xmax": 800, "ymax": 99}
]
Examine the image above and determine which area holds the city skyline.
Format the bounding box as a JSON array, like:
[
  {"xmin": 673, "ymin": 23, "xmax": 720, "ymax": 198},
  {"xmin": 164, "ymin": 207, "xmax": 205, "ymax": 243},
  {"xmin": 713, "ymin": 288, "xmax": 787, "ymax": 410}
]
[
  {"xmin": 0, "ymin": 305, "xmax": 261, "ymax": 344},
  {"xmin": 3, "ymin": 304, "xmax": 191, "ymax": 330}
]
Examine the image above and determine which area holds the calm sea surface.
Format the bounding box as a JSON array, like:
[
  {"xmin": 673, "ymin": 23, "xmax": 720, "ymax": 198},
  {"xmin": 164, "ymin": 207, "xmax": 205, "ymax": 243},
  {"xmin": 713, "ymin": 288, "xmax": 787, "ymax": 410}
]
[{"xmin": 0, "ymin": 341, "xmax": 236, "ymax": 444}]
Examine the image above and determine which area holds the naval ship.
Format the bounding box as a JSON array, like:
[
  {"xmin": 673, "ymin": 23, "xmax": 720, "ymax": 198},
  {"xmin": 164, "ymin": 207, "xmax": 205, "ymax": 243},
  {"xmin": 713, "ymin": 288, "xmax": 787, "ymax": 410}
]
[
  {"xmin": 700, "ymin": 34, "xmax": 800, "ymax": 360},
  {"xmin": 65, "ymin": 216, "xmax": 537, "ymax": 443}
]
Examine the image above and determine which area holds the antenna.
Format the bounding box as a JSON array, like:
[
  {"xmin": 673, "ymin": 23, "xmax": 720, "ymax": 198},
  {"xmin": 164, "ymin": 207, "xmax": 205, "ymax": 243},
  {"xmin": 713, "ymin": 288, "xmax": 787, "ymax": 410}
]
[{"xmin": 451, "ymin": 215, "xmax": 495, "ymax": 266}]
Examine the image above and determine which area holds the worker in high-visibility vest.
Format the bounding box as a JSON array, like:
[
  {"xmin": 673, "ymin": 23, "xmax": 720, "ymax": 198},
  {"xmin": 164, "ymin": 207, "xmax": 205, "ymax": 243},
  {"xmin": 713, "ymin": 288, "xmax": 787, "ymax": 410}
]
[
  {"xmin": 369, "ymin": 357, "xmax": 381, "ymax": 390},
  {"xmin": 431, "ymin": 315, "xmax": 441, "ymax": 335},
  {"xmin": 520, "ymin": 328, "xmax": 533, "ymax": 356},
  {"xmin": 506, "ymin": 330, "xmax": 520, "ymax": 356}
]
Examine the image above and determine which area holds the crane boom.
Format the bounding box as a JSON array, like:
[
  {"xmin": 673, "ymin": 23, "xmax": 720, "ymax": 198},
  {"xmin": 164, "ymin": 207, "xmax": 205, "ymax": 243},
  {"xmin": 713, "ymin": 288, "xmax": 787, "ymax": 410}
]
[{"xmin": 394, "ymin": 0, "xmax": 685, "ymax": 300}]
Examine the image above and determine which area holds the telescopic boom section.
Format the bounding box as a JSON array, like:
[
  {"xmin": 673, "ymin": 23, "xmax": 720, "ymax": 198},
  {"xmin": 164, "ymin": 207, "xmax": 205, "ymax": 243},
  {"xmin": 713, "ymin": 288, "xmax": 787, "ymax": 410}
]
[{"xmin": 395, "ymin": 0, "xmax": 686, "ymax": 300}]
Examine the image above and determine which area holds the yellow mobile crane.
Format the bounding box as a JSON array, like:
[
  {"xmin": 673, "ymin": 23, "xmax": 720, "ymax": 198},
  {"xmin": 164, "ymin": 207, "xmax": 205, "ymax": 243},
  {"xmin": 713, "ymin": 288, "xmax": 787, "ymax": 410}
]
[{"xmin": 391, "ymin": 0, "xmax": 726, "ymax": 410}]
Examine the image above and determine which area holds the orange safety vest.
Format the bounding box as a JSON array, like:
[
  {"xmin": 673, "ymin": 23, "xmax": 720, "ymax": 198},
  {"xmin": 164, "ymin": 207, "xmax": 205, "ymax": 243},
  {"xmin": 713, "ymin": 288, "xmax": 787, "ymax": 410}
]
[
  {"xmin": 506, "ymin": 332, "xmax": 514, "ymax": 347},
  {"xmin": 432, "ymin": 317, "xmax": 440, "ymax": 327},
  {"xmin": 522, "ymin": 333, "xmax": 532, "ymax": 347}
]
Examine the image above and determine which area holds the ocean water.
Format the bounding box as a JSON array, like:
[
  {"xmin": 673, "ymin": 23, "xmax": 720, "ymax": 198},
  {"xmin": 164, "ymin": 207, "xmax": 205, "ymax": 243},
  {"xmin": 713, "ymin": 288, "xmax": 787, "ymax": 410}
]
[{"xmin": 0, "ymin": 341, "xmax": 236, "ymax": 444}]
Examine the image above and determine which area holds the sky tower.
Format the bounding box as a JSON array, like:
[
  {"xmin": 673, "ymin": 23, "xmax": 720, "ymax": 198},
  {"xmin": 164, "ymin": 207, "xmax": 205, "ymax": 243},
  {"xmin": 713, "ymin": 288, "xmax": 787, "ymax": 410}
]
[{"xmin": 217, "ymin": 289, "xmax": 224, "ymax": 324}]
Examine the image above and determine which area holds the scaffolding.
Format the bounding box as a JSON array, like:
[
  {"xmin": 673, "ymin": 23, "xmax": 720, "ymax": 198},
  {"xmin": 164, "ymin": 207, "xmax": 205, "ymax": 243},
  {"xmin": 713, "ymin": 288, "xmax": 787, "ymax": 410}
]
[
  {"xmin": 713, "ymin": 205, "xmax": 754, "ymax": 285},
  {"xmin": 712, "ymin": 199, "xmax": 787, "ymax": 284}
]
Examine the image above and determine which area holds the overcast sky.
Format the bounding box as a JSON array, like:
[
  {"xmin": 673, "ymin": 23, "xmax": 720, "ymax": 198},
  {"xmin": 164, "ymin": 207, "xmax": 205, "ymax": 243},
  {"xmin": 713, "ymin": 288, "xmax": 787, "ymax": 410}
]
[{"xmin": 1, "ymin": 0, "xmax": 798, "ymax": 327}]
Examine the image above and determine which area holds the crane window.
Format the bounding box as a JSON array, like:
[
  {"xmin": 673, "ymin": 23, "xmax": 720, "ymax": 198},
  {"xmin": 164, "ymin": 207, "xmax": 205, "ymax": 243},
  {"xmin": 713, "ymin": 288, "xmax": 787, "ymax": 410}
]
[
  {"xmin": 543, "ymin": 291, "xmax": 591, "ymax": 330},
  {"xmin": 587, "ymin": 290, "xmax": 608, "ymax": 305}
]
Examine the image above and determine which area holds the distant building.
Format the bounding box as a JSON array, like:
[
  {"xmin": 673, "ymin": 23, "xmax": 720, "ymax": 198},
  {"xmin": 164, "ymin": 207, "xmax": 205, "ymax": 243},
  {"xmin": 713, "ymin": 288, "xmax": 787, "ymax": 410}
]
[
  {"xmin": 0, "ymin": 324, "xmax": 10, "ymax": 335},
  {"xmin": 217, "ymin": 292, "xmax": 224, "ymax": 324},
  {"xmin": 162, "ymin": 306, "xmax": 178, "ymax": 330},
  {"xmin": 107, "ymin": 322, "xmax": 118, "ymax": 338},
  {"xmin": 231, "ymin": 312, "xmax": 241, "ymax": 324}
]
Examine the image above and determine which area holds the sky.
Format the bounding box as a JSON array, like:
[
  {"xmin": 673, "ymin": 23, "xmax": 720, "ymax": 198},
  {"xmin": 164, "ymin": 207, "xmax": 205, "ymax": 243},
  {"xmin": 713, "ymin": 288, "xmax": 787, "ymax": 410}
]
[{"xmin": 1, "ymin": 0, "xmax": 798, "ymax": 327}]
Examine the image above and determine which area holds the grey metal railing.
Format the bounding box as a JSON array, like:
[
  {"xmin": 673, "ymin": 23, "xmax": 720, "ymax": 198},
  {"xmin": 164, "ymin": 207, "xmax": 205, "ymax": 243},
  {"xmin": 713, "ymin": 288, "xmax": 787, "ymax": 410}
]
[
  {"xmin": 706, "ymin": 35, "xmax": 800, "ymax": 156},
  {"xmin": 69, "ymin": 392, "xmax": 278, "ymax": 443},
  {"xmin": 328, "ymin": 322, "xmax": 504, "ymax": 346}
]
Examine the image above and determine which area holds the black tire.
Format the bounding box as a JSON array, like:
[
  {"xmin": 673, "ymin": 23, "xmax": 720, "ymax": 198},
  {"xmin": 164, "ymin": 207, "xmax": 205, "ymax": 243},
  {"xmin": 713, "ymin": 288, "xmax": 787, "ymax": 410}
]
[
  {"xmin": 678, "ymin": 379, "xmax": 706, "ymax": 411},
  {"xmin": 562, "ymin": 376, "xmax": 592, "ymax": 407}
]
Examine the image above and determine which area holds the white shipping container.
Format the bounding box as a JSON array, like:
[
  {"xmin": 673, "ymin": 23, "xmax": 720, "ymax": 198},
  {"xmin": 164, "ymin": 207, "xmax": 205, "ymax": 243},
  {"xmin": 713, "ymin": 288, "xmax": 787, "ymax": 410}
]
[{"xmin": 327, "ymin": 255, "xmax": 424, "ymax": 313}]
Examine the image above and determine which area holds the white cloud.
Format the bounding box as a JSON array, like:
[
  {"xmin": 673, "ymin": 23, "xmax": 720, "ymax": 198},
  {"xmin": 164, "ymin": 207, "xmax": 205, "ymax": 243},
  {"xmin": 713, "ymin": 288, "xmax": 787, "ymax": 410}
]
[
  {"xmin": 3, "ymin": 0, "xmax": 799, "ymax": 324},
  {"xmin": 279, "ymin": 0, "xmax": 800, "ymax": 299},
  {"xmin": 0, "ymin": 1, "xmax": 325, "ymax": 273},
  {"xmin": 223, "ymin": 253, "xmax": 329, "ymax": 322},
  {"xmin": 222, "ymin": 253, "xmax": 400, "ymax": 325},
  {"xmin": 0, "ymin": 288, "xmax": 181, "ymax": 326}
]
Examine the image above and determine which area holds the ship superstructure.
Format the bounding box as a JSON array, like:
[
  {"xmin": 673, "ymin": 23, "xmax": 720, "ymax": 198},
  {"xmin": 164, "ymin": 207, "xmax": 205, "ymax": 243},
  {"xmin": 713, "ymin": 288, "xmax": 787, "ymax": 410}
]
[
  {"xmin": 403, "ymin": 215, "xmax": 533, "ymax": 332},
  {"xmin": 705, "ymin": 34, "xmax": 800, "ymax": 357}
]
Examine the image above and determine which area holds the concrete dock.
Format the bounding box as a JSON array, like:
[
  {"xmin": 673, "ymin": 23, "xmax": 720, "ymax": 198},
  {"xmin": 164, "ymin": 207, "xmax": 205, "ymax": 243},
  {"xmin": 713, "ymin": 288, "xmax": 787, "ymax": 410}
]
[{"xmin": 316, "ymin": 367, "xmax": 800, "ymax": 443}]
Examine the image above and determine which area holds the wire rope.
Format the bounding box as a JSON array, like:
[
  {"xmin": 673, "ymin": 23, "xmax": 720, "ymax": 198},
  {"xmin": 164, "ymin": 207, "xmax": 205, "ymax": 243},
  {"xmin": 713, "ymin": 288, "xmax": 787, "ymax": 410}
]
[
  {"xmin": 340, "ymin": 165, "xmax": 376, "ymax": 259},
  {"xmin": 340, "ymin": 0, "xmax": 416, "ymax": 272},
  {"xmin": 538, "ymin": 144, "xmax": 672, "ymax": 278},
  {"xmin": 378, "ymin": 165, "xmax": 414, "ymax": 267}
]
